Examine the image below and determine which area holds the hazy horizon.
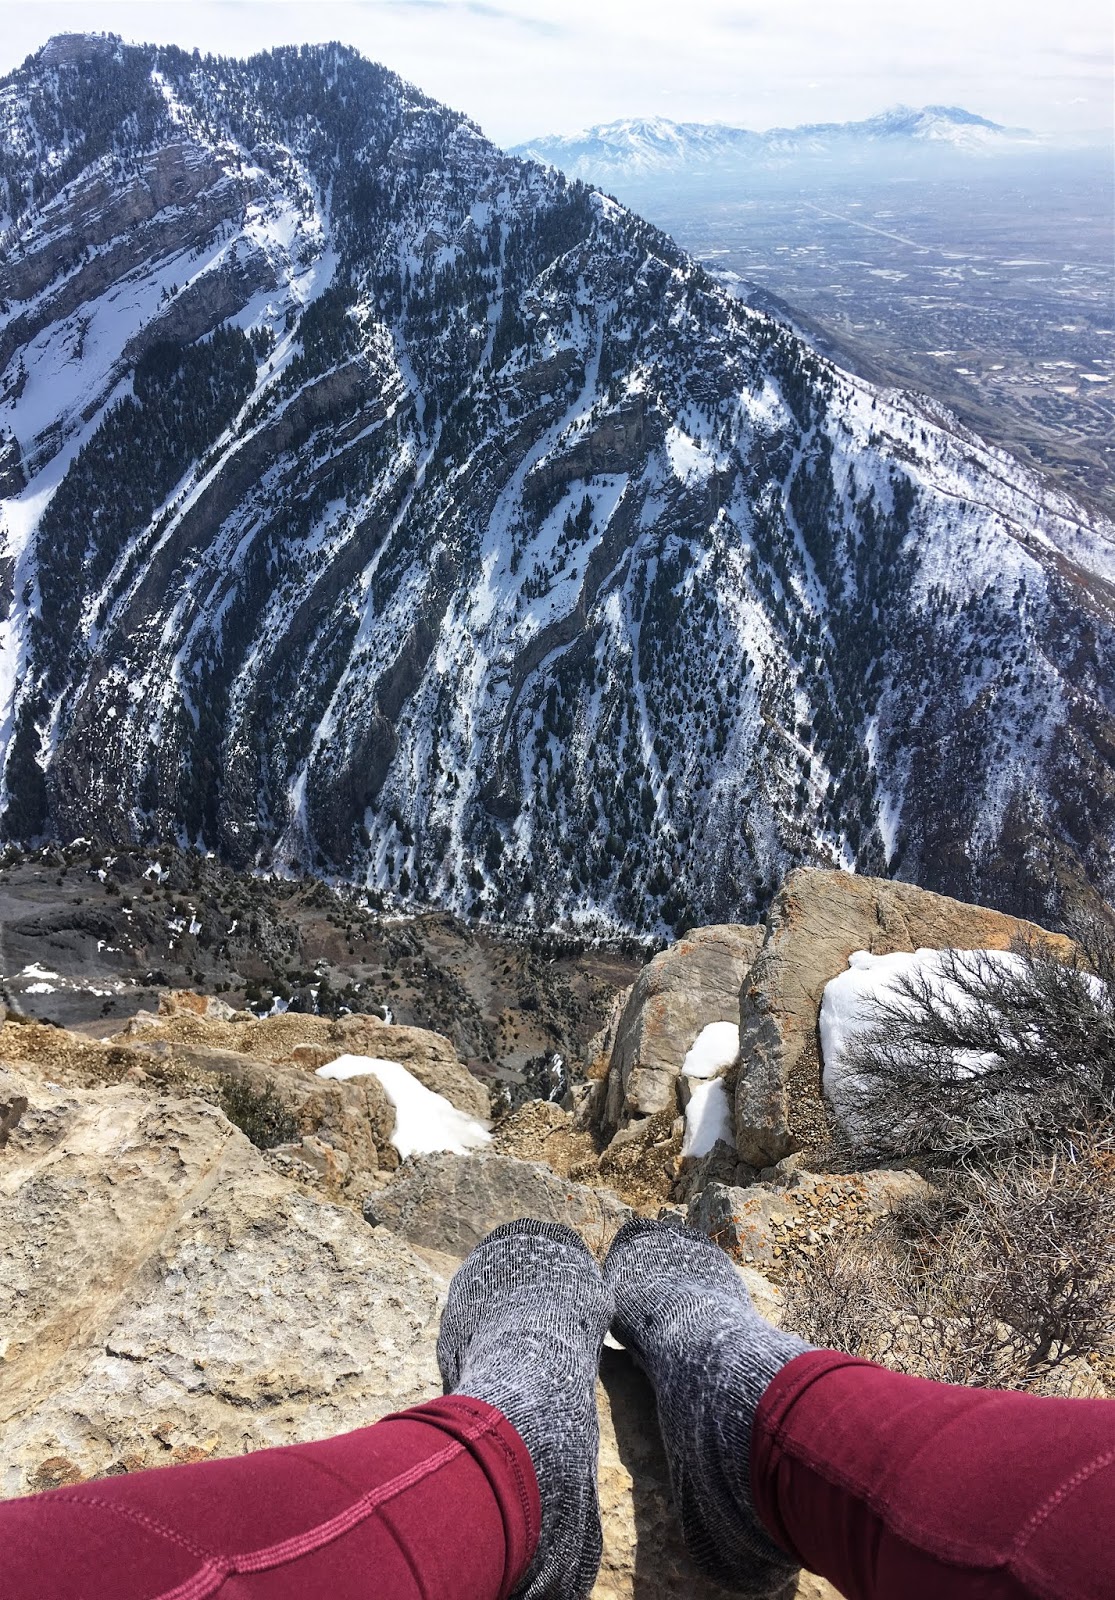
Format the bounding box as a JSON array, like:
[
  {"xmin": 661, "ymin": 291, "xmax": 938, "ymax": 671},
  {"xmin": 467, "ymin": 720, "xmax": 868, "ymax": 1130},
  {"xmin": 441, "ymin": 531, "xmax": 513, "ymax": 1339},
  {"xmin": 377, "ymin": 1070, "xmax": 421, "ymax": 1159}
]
[{"xmin": 0, "ymin": 2, "xmax": 1109, "ymax": 148}]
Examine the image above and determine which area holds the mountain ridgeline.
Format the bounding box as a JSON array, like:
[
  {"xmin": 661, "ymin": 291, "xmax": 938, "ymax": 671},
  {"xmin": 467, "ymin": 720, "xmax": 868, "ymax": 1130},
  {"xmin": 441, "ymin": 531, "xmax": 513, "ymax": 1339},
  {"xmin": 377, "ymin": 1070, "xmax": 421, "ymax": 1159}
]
[
  {"xmin": 510, "ymin": 106, "xmax": 1037, "ymax": 186},
  {"xmin": 1, "ymin": 34, "xmax": 1114, "ymax": 935}
]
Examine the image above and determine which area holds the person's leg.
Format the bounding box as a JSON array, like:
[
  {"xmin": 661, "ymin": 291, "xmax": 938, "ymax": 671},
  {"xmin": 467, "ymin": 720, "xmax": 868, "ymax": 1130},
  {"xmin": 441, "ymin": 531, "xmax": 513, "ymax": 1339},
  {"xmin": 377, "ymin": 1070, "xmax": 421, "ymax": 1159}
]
[
  {"xmin": 438, "ymin": 1218, "xmax": 614, "ymax": 1600},
  {"xmin": 751, "ymin": 1349, "xmax": 1115, "ymax": 1600},
  {"xmin": 3, "ymin": 1396, "xmax": 539, "ymax": 1600},
  {"xmin": 5, "ymin": 1218, "xmax": 612, "ymax": 1600},
  {"xmin": 606, "ymin": 1217, "xmax": 809, "ymax": 1597},
  {"xmin": 607, "ymin": 1217, "xmax": 1115, "ymax": 1600}
]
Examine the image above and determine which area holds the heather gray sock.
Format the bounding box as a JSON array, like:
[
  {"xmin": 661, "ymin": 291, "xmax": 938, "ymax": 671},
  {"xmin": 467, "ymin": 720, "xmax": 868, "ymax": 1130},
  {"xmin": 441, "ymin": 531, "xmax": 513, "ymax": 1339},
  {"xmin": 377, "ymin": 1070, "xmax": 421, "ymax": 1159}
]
[
  {"xmin": 437, "ymin": 1219, "xmax": 612, "ymax": 1600},
  {"xmin": 605, "ymin": 1217, "xmax": 809, "ymax": 1597}
]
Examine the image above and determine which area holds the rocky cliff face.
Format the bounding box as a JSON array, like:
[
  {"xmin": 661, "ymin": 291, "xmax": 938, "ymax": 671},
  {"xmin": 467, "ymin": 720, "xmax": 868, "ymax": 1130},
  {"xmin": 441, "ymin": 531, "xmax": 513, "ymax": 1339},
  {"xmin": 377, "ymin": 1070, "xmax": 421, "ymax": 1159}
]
[{"xmin": 2, "ymin": 36, "xmax": 1115, "ymax": 934}]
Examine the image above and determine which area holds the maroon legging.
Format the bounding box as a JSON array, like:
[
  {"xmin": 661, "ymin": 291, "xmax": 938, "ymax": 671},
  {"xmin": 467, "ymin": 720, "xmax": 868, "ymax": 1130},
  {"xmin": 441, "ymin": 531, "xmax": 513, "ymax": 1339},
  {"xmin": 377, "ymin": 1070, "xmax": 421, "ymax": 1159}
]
[{"xmin": 5, "ymin": 1354, "xmax": 1113, "ymax": 1599}]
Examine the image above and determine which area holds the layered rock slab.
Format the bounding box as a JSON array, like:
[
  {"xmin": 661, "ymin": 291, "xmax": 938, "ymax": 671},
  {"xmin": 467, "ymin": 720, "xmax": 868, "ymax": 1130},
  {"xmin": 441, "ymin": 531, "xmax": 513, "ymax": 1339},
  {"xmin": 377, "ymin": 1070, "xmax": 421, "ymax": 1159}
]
[
  {"xmin": 365, "ymin": 1148, "xmax": 633, "ymax": 1256},
  {"xmin": 0, "ymin": 1064, "xmax": 445, "ymax": 1497}
]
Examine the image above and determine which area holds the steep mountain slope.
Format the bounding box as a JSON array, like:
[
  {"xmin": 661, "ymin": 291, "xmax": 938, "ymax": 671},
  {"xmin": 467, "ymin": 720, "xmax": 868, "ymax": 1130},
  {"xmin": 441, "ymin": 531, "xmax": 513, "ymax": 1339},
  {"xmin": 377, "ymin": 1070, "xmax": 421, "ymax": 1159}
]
[
  {"xmin": 1, "ymin": 35, "xmax": 1114, "ymax": 935},
  {"xmin": 512, "ymin": 107, "xmax": 1037, "ymax": 185}
]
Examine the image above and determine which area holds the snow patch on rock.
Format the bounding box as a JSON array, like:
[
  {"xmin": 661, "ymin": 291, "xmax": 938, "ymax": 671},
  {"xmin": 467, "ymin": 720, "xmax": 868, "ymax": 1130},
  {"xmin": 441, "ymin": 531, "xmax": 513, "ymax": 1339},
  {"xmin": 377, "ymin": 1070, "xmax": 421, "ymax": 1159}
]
[
  {"xmin": 681, "ymin": 1077, "xmax": 734, "ymax": 1158},
  {"xmin": 819, "ymin": 947, "xmax": 1027, "ymax": 1125},
  {"xmin": 317, "ymin": 1054, "xmax": 492, "ymax": 1160},
  {"xmin": 682, "ymin": 1020, "xmax": 740, "ymax": 1079}
]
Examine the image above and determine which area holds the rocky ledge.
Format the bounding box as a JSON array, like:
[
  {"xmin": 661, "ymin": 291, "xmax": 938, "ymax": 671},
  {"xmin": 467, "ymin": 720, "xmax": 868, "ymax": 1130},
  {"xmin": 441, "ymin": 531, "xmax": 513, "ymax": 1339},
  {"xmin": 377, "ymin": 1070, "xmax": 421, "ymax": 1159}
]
[
  {"xmin": 2, "ymin": 865, "xmax": 1098, "ymax": 1596},
  {"xmin": 0, "ymin": 1053, "xmax": 836, "ymax": 1599}
]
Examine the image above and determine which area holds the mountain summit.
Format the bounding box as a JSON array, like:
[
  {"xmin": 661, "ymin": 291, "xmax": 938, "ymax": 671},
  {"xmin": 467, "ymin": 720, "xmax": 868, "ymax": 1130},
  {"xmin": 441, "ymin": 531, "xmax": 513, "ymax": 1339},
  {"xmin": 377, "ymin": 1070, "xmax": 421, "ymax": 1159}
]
[{"xmin": 0, "ymin": 38, "xmax": 1112, "ymax": 933}]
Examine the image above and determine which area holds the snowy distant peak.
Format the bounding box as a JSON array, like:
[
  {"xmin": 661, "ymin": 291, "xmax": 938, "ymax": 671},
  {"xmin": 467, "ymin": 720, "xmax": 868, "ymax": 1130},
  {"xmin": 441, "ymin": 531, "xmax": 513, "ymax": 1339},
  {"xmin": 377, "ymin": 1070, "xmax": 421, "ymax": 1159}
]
[
  {"xmin": 512, "ymin": 105, "xmax": 1035, "ymax": 181},
  {"xmin": 514, "ymin": 119, "xmax": 725, "ymax": 178},
  {"xmin": 784, "ymin": 104, "xmax": 1023, "ymax": 148},
  {"xmin": 863, "ymin": 104, "xmax": 1003, "ymax": 136},
  {"xmin": 516, "ymin": 117, "xmax": 762, "ymax": 180}
]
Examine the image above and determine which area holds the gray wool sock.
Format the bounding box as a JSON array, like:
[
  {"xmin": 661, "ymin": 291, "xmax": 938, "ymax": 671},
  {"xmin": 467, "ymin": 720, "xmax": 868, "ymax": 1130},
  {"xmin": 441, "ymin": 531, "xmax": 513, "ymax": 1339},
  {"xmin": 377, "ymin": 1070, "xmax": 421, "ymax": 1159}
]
[
  {"xmin": 605, "ymin": 1217, "xmax": 810, "ymax": 1597},
  {"xmin": 437, "ymin": 1219, "xmax": 613, "ymax": 1600}
]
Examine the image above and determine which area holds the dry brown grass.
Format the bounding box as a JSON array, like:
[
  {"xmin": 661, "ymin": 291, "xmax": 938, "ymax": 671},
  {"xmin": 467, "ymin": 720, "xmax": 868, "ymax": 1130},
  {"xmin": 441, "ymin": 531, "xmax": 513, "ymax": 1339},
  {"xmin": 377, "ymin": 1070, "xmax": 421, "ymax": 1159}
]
[{"xmin": 783, "ymin": 1136, "xmax": 1115, "ymax": 1394}]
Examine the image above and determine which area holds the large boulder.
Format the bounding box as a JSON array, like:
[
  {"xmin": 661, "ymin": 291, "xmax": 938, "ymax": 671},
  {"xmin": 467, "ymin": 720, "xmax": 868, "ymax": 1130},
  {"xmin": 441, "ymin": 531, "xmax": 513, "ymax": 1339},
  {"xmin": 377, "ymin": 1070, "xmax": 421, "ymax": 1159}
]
[
  {"xmin": 0, "ymin": 1058, "xmax": 834, "ymax": 1598},
  {"xmin": 735, "ymin": 871, "xmax": 1072, "ymax": 1168},
  {"xmin": 365, "ymin": 1149, "xmax": 633, "ymax": 1257},
  {"xmin": 162, "ymin": 1042, "xmax": 399, "ymax": 1173},
  {"xmin": 603, "ymin": 925, "xmax": 763, "ymax": 1136},
  {"xmin": 0, "ymin": 1063, "xmax": 445, "ymax": 1496}
]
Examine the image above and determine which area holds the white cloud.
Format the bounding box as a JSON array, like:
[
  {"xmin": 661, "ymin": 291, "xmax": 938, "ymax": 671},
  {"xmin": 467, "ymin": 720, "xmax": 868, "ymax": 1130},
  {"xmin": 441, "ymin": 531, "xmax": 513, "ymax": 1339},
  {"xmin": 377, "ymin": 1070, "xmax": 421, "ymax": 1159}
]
[{"xmin": 0, "ymin": 1, "xmax": 1110, "ymax": 141}]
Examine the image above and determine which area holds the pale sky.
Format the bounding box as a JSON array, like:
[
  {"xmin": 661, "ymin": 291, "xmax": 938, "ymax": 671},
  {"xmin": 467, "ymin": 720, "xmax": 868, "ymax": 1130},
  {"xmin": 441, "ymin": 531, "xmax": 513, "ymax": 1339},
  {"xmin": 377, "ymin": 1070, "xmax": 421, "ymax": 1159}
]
[{"xmin": 0, "ymin": 1, "xmax": 1110, "ymax": 143}]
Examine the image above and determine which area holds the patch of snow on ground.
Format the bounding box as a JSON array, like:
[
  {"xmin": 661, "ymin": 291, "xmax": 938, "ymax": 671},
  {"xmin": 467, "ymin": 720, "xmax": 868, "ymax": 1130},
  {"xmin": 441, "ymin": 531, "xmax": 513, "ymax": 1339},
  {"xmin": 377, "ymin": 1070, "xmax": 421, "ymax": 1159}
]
[
  {"xmin": 682, "ymin": 1020, "xmax": 740, "ymax": 1079},
  {"xmin": 19, "ymin": 963, "xmax": 61, "ymax": 981},
  {"xmin": 317, "ymin": 1053, "xmax": 491, "ymax": 1159},
  {"xmin": 665, "ymin": 425, "xmax": 715, "ymax": 483},
  {"xmin": 681, "ymin": 1078, "xmax": 733, "ymax": 1158}
]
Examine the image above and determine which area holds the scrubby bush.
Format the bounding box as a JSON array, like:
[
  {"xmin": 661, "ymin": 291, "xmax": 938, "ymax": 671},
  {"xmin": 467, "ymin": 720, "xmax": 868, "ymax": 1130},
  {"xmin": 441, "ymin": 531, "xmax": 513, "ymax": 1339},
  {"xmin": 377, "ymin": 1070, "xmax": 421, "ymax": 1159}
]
[
  {"xmin": 833, "ymin": 928, "xmax": 1115, "ymax": 1165},
  {"xmin": 219, "ymin": 1078, "xmax": 297, "ymax": 1150},
  {"xmin": 784, "ymin": 1135, "xmax": 1115, "ymax": 1391},
  {"xmin": 799, "ymin": 923, "xmax": 1115, "ymax": 1389}
]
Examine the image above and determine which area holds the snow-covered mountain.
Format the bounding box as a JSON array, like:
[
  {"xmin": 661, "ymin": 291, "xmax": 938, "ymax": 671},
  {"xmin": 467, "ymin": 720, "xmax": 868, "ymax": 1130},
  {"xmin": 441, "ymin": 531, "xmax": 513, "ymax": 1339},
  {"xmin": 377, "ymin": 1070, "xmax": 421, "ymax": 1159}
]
[
  {"xmin": 512, "ymin": 107, "xmax": 1038, "ymax": 185},
  {"xmin": 2, "ymin": 36, "xmax": 1114, "ymax": 934}
]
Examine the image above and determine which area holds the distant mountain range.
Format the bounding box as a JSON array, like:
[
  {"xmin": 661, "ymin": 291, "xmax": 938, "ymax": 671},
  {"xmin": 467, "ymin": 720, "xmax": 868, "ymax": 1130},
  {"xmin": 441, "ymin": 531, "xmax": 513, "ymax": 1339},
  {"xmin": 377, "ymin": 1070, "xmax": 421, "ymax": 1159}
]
[{"xmin": 511, "ymin": 107, "xmax": 1041, "ymax": 185}]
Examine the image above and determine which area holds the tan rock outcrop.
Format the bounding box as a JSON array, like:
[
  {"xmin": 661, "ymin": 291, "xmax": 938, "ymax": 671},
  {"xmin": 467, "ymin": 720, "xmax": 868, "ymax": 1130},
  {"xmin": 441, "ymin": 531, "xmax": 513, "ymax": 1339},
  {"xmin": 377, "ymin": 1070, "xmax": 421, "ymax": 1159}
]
[
  {"xmin": 603, "ymin": 925, "xmax": 763, "ymax": 1136},
  {"xmin": 228, "ymin": 1051, "xmax": 398, "ymax": 1179},
  {"xmin": 121, "ymin": 999, "xmax": 492, "ymax": 1120},
  {"xmin": 582, "ymin": 984, "xmax": 632, "ymax": 1084},
  {"xmin": 735, "ymin": 870, "xmax": 1072, "ymax": 1168},
  {"xmin": 0, "ymin": 1015, "xmax": 445, "ymax": 1190},
  {"xmin": 0, "ymin": 1063, "xmax": 445, "ymax": 1497},
  {"xmin": 0, "ymin": 1058, "xmax": 835, "ymax": 1598}
]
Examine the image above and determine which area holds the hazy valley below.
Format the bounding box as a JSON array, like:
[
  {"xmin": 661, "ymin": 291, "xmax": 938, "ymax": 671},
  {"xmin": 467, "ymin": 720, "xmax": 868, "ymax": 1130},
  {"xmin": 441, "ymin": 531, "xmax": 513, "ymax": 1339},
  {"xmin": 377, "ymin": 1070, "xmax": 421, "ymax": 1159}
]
[
  {"xmin": 627, "ymin": 156, "xmax": 1115, "ymax": 519},
  {"xmin": 514, "ymin": 123, "xmax": 1115, "ymax": 520}
]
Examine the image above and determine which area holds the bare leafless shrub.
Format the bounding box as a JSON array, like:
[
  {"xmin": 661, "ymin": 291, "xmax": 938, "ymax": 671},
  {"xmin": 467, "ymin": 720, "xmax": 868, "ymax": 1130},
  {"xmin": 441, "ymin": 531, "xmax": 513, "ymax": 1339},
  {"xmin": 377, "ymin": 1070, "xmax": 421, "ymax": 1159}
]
[
  {"xmin": 956, "ymin": 1147, "xmax": 1115, "ymax": 1375},
  {"xmin": 834, "ymin": 927, "xmax": 1115, "ymax": 1165},
  {"xmin": 784, "ymin": 1138, "xmax": 1115, "ymax": 1390}
]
